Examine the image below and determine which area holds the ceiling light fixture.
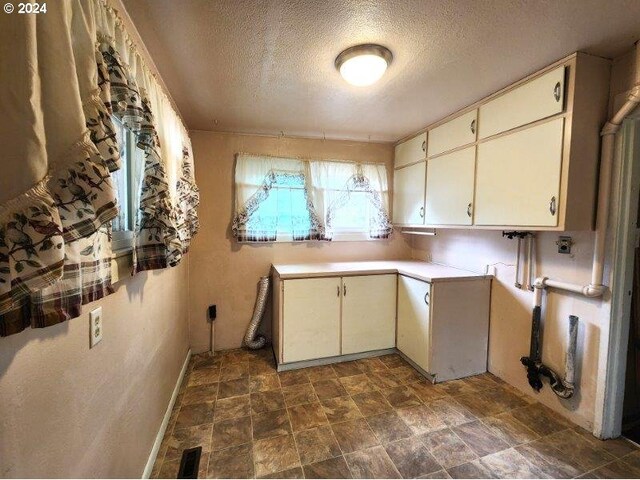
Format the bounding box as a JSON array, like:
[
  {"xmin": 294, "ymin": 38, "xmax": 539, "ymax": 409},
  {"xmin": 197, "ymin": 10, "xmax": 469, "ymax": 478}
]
[{"xmin": 335, "ymin": 44, "xmax": 393, "ymax": 87}]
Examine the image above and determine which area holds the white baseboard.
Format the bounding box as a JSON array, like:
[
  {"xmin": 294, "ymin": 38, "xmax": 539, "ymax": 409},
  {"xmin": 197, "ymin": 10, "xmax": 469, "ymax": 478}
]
[{"xmin": 142, "ymin": 349, "xmax": 192, "ymax": 479}]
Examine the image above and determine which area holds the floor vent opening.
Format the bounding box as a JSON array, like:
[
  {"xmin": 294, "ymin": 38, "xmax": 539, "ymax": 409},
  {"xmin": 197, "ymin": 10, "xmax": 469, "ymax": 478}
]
[{"xmin": 177, "ymin": 446, "xmax": 202, "ymax": 479}]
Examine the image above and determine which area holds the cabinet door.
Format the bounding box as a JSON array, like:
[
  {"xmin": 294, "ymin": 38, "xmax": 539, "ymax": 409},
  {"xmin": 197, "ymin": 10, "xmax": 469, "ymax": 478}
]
[
  {"xmin": 397, "ymin": 275, "xmax": 431, "ymax": 372},
  {"xmin": 282, "ymin": 278, "xmax": 341, "ymax": 363},
  {"xmin": 393, "ymin": 162, "xmax": 426, "ymax": 225},
  {"xmin": 479, "ymin": 66, "xmax": 565, "ymax": 139},
  {"xmin": 475, "ymin": 118, "xmax": 564, "ymax": 227},
  {"xmin": 394, "ymin": 132, "xmax": 427, "ymax": 168},
  {"xmin": 428, "ymin": 110, "xmax": 477, "ymax": 157},
  {"xmin": 342, "ymin": 274, "xmax": 397, "ymax": 355},
  {"xmin": 425, "ymin": 146, "xmax": 476, "ymax": 225}
]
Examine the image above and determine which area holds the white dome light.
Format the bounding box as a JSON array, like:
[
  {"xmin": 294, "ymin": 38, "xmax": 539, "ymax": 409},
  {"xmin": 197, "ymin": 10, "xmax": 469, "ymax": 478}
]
[{"xmin": 335, "ymin": 44, "xmax": 393, "ymax": 87}]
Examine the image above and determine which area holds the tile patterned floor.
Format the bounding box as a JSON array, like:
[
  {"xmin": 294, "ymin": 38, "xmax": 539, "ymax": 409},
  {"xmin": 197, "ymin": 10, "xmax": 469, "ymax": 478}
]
[{"xmin": 151, "ymin": 349, "xmax": 640, "ymax": 479}]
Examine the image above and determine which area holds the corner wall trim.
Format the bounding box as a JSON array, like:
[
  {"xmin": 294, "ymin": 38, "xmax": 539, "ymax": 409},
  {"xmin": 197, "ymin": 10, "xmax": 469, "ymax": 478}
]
[{"xmin": 142, "ymin": 349, "xmax": 192, "ymax": 479}]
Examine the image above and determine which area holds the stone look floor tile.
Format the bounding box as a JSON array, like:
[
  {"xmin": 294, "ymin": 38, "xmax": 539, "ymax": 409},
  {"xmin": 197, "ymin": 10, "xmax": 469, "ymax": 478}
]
[
  {"xmin": 452, "ymin": 420, "xmax": 511, "ymax": 457},
  {"xmin": 351, "ymin": 390, "xmax": 394, "ymax": 417},
  {"xmin": 211, "ymin": 415, "xmax": 252, "ymax": 450},
  {"xmin": 331, "ymin": 417, "xmax": 380, "ymax": 453},
  {"xmin": 410, "ymin": 381, "xmax": 451, "ymax": 403},
  {"xmin": 540, "ymin": 428, "xmax": 617, "ymax": 471},
  {"xmin": 217, "ymin": 378, "xmax": 250, "ymax": 399},
  {"xmin": 207, "ymin": 442, "xmax": 254, "ymax": 479},
  {"xmin": 214, "ymin": 394, "xmax": 250, "ymax": 420},
  {"xmin": 332, "ymin": 361, "xmax": 363, "ymax": 378},
  {"xmin": 313, "ymin": 378, "xmax": 349, "ymax": 400},
  {"xmin": 384, "ymin": 436, "xmax": 442, "ymax": 478},
  {"xmin": 250, "ymin": 373, "xmax": 281, "ymax": 393},
  {"xmin": 381, "ymin": 385, "xmax": 422, "ymax": 409},
  {"xmin": 182, "ymin": 383, "xmax": 218, "ymax": 406},
  {"xmin": 480, "ymin": 412, "xmax": 540, "ymax": 446},
  {"xmin": 279, "ymin": 369, "xmax": 310, "ymax": 387},
  {"xmin": 321, "ymin": 395, "xmax": 363, "ymax": 424},
  {"xmin": 283, "ymin": 383, "xmax": 318, "ymax": 407},
  {"xmin": 339, "ymin": 374, "xmax": 377, "ymax": 396},
  {"xmin": 515, "ymin": 439, "xmax": 585, "ymax": 478},
  {"xmin": 305, "ymin": 365, "xmax": 338, "ymax": 382},
  {"xmin": 379, "ymin": 354, "xmax": 407, "ymax": 369},
  {"xmin": 294, "ymin": 426, "xmax": 342, "ymax": 465},
  {"xmin": 366, "ymin": 410, "xmax": 413, "ymax": 443},
  {"xmin": 188, "ymin": 366, "xmax": 221, "ymax": 387},
  {"xmin": 288, "ymin": 402, "xmax": 329, "ymax": 432},
  {"xmin": 447, "ymin": 459, "xmax": 495, "ymax": 479},
  {"xmin": 164, "ymin": 423, "xmax": 213, "ymax": 462},
  {"xmin": 303, "ymin": 456, "xmax": 353, "ymax": 479},
  {"xmin": 251, "ymin": 390, "xmax": 286, "ymax": 414},
  {"xmin": 479, "ymin": 448, "xmax": 546, "ymax": 479},
  {"xmin": 152, "ymin": 349, "xmax": 640, "ymax": 479},
  {"xmin": 252, "ymin": 408, "xmax": 292, "ymax": 440},
  {"xmin": 397, "ymin": 404, "xmax": 446, "ymax": 435},
  {"xmin": 510, "ymin": 403, "xmax": 571, "ymax": 436},
  {"xmin": 345, "ymin": 445, "xmax": 402, "ymax": 479},
  {"xmin": 174, "ymin": 402, "xmax": 214, "ymax": 429},
  {"xmin": 253, "ymin": 434, "xmax": 301, "ymax": 477},
  {"xmin": 420, "ymin": 428, "xmax": 478, "ymax": 469},
  {"xmin": 258, "ymin": 466, "xmax": 305, "ymax": 479}
]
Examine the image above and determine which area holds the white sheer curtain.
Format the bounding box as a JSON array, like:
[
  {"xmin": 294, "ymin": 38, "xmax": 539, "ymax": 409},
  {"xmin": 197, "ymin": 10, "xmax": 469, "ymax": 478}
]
[{"xmin": 232, "ymin": 154, "xmax": 392, "ymax": 242}]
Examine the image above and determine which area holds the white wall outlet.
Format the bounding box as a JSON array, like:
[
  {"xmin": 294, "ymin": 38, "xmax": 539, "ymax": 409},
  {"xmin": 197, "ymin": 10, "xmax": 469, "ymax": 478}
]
[
  {"xmin": 425, "ymin": 253, "xmax": 433, "ymax": 263},
  {"xmin": 89, "ymin": 307, "xmax": 103, "ymax": 348},
  {"xmin": 485, "ymin": 265, "xmax": 497, "ymax": 276}
]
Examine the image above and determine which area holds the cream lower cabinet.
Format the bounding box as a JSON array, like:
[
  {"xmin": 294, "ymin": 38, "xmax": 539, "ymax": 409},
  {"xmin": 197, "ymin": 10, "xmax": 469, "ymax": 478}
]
[
  {"xmin": 281, "ymin": 275, "xmax": 396, "ymax": 364},
  {"xmin": 396, "ymin": 275, "xmax": 491, "ymax": 382},
  {"xmin": 281, "ymin": 277, "xmax": 341, "ymax": 363},
  {"xmin": 342, "ymin": 274, "xmax": 397, "ymax": 354}
]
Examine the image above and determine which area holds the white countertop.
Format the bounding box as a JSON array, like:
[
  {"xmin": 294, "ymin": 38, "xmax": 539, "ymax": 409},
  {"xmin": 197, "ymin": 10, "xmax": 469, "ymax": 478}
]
[{"xmin": 272, "ymin": 260, "xmax": 491, "ymax": 283}]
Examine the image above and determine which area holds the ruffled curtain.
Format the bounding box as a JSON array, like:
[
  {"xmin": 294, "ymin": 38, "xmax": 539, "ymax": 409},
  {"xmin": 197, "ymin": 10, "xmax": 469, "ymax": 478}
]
[
  {"xmin": 0, "ymin": 0, "xmax": 199, "ymax": 337},
  {"xmin": 232, "ymin": 154, "xmax": 325, "ymax": 242},
  {"xmin": 232, "ymin": 154, "xmax": 392, "ymax": 243}
]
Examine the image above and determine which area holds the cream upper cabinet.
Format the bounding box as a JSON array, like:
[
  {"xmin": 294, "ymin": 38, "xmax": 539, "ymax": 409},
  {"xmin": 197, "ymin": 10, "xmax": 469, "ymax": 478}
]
[
  {"xmin": 428, "ymin": 110, "xmax": 478, "ymax": 157},
  {"xmin": 342, "ymin": 274, "xmax": 397, "ymax": 355},
  {"xmin": 479, "ymin": 66, "xmax": 565, "ymax": 139},
  {"xmin": 393, "ymin": 161, "xmax": 426, "ymax": 225},
  {"xmin": 475, "ymin": 118, "xmax": 564, "ymax": 227},
  {"xmin": 282, "ymin": 277, "xmax": 341, "ymax": 363},
  {"xmin": 425, "ymin": 146, "xmax": 476, "ymax": 226},
  {"xmin": 394, "ymin": 132, "xmax": 427, "ymax": 168},
  {"xmin": 397, "ymin": 275, "xmax": 431, "ymax": 373}
]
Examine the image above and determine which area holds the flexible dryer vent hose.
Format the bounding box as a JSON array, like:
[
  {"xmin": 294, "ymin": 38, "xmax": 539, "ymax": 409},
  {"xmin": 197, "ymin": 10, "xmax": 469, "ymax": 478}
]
[{"xmin": 244, "ymin": 276, "xmax": 270, "ymax": 350}]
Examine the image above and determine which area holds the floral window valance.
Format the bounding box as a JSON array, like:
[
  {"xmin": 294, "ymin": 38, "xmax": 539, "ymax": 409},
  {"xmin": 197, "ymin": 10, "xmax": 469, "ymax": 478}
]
[
  {"xmin": 232, "ymin": 154, "xmax": 392, "ymax": 242},
  {"xmin": 0, "ymin": 0, "xmax": 199, "ymax": 337}
]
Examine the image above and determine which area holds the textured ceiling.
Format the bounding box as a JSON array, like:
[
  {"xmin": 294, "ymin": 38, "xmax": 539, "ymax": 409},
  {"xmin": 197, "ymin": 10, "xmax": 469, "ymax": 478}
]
[{"xmin": 122, "ymin": 0, "xmax": 640, "ymax": 142}]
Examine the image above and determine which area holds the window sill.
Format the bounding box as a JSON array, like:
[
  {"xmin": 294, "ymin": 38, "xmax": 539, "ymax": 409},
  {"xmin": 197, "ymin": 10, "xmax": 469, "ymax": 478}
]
[
  {"xmin": 237, "ymin": 233, "xmax": 390, "ymax": 244},
  {"xmin": 111, "ymin": 248, "xmax": 133, "ymax": 284}
]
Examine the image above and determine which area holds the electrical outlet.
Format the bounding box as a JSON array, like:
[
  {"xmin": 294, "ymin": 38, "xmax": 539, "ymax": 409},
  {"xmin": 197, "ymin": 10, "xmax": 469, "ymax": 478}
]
[
  {"xmin": 90, "ymin": 307, "xmax": 103, "ymax": 348},
  {"xmin": 485, "ymin": 265, "xmax": 497, "ymax": 276},
  {"xmin": 425, "ymin": 253, "xmax": 433, "ymax": 263}
]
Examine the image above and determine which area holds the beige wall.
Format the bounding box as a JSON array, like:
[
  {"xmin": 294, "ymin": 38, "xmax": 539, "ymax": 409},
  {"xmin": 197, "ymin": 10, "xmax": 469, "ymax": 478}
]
[
  {"xmin": 0, "ymin": 262, "xmax": 190, "ymax": 478},
  {"xmin": 410, "ymin": 230, "xmax": 603, "ymax": 430},
  {"xmin": 188, "ymin": 131, "xmax": 412, "ymax": 352}
]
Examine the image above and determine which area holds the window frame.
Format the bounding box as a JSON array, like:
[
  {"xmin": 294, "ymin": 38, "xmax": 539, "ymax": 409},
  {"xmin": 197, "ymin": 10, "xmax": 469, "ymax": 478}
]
[{"xmin": 111, "ymin": 117, "xmax": 138, "ymax": 253}]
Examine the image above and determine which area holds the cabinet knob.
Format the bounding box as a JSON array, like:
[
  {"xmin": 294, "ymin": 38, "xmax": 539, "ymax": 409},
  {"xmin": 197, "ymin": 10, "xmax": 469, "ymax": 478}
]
[
  {"xmin": 422, "ymin": 140, "xmax": 426, "ymax": 153},
  {"xmin": 470, "ymin": 119, "xmax": 476, "ymax": 135},
  {"xmin": 467, "ymin": 203, "xmax": 472, "ymax": 218},
  {"xmin": 424, "ymin": 292, "xmax": 430, "ymax": 305},
  {"xmin": 337, "ymin": 285, "xmax": 340, "ymax": 297},
  {"xmin": 343, "ymin": 284, "xmax": 347, "ymax": 296},
  {"xmin": 549, "ymin": 196, "xmax": 557, "ymax": 216},
  {"xmin": 553, "ymin": 82, "xmax": 561, "ymax": 102},
  {"xmin": 419, "ymin": 206, "xmax": 425, "ymax": 218}
]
